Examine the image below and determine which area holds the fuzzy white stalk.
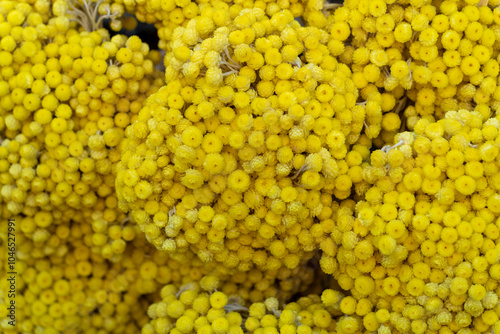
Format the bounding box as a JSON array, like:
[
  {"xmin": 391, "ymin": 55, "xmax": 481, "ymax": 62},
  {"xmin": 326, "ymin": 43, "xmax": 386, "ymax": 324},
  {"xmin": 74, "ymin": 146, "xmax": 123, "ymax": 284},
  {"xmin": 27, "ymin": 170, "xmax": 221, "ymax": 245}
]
[{"xmin": 67, "ymin": 0, "xmax": 118, "ymax": 32}]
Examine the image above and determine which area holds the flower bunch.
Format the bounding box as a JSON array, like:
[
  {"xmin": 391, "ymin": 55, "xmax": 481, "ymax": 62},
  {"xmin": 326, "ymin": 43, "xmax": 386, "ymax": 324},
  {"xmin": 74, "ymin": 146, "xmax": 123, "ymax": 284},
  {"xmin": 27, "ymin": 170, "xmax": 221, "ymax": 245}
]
[
  {"xmin": 321, "ymin": 0, "xmax": 500, "ymax": 153},
  {"xmin": 0, "ymin": 0, "xmax": 164, "ymax": 261},
  {"xmin": 116, "ymin": 4, "xmax": 368, "ymax": 274},
  {"xmin": 319, "ymin": 108, "xmax": 500, "ymax": 332}
]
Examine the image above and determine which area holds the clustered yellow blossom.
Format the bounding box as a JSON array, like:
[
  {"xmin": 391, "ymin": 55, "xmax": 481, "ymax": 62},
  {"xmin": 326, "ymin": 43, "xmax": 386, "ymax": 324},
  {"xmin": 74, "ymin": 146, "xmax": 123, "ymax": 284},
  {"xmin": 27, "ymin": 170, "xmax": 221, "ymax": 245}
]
[
  {"xmin": 116, "ymin": 3, "xmax": 370, "ymax": 273},
  {"xmin": 0, "ymin": 0, "xmax": 164, "ymax": 261},
  {"xmin": 143, "ymin": 282, "xmax": 250, "ymax": 334},
  {"xmin": 111, "ymin": 0, "xmax": 306, "ymax": 50},
  {"xmin": 320, "ymin": 109, "xmax": 500, "ymax": 332},
  {"xmin": 143, "ymin": 282, "xmax": 348, "ymax": 334},
  {"xmin": 0, "ymin": 229, "xmax": 160, "ymax": 333},
  {"xmin": 318, "ymin": 0, "xmax": 500, "ymax": 151},
  {"xmin": 0, "ymin": 223, "xmax": 318, "ymax": 333},
  {"xmin": 402, "ymin": 0, "xmax": 500, "ymax": 134},
  {"xmin": 2, "ymin": 0, "xmax": 500, "ymax": 333}
]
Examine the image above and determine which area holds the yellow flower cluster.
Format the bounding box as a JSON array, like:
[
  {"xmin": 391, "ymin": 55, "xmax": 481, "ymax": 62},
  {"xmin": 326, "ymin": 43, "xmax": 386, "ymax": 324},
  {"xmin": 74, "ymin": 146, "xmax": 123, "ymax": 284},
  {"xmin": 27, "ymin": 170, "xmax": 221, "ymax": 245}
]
[
  {"xmin": 143, "ymin": 281, "xmax": 248, "ymax": 334},
  {"xmin": 0, "ymin": 228, "xmax": 162, "ymax": 333},
  {"xmin": 110, "ymin": 0, "xmax": 306, "ymax": 50},
  {"xmin": 116, "ymin": 3, "xmax": 370, "ymax": 274},
  {"xmin": 0, "ymin": 0, "xmax": 164, "ymax": 261},
  {"xmin": 403, "ymin": 0, "xmax": 500, "ymax": 133},
  {"xmin": 319, "ymin": 0, "xmax": 500, "ymax": 151},
  {"xmin": 143, "ymin": 283, "xmax": 349, "ymax": 334},
  {"xmin": 4, "ymin": 0, "xmax": 500, "ymax": 333},
  {"xmin": 319, "ymin": 108, "xmax": 500, "ymax": 332},
  {"xmin": 1, "ymin": 221, "xmax": 317, "ymax": 333}
]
